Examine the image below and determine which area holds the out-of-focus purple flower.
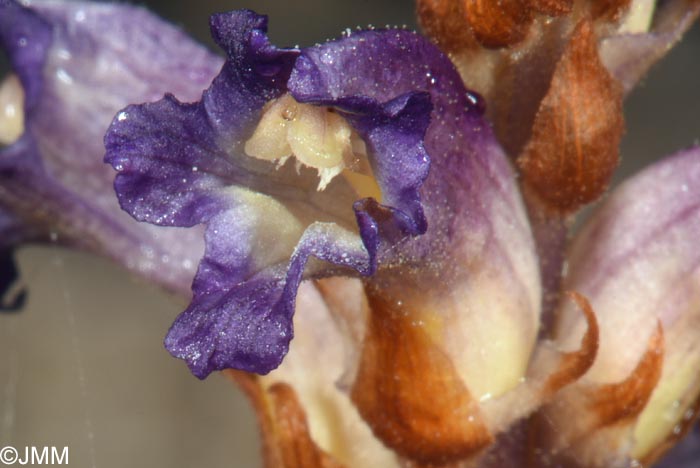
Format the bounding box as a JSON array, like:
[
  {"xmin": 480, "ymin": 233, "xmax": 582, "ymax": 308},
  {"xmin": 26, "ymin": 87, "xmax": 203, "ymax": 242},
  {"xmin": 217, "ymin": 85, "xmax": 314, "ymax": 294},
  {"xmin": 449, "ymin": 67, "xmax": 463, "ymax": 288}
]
[
  {"xmin": 0, "ymin": 209, "xmax": 28, "ymax": 311},
  {"xmin": 0, "ymin": 0, "xmax": 223, "ymax": 293}
]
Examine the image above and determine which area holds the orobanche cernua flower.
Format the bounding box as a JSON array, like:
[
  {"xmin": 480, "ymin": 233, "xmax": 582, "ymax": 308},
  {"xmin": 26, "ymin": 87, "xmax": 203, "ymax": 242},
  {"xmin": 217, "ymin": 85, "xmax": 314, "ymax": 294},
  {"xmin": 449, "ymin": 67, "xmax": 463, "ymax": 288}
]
[{"xmin": 1, "ymin": 0, "xmax": 699, "ymax": 466}]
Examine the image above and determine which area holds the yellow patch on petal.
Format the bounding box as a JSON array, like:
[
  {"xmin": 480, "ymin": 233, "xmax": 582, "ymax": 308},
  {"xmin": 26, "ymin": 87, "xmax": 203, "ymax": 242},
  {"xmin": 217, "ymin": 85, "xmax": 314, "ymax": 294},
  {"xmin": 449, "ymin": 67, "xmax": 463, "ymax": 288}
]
[
  {"xmin": 633, "ymin": 354, "xmax": 700, "ymax": 459},
  {"xmin": 340, "ymin": 170, "xmax": 382, "ymax": 202},
  {"xmin": 286, "ymin": 103, "xmax": 349, "ymax": 170},
  {"xmin": 436, "ymin": 272, "xmax": 539, "ymax": 401},
  {"xmin": 0, "ymin": 75, "xmax": 24, "ymax": 145},
  {"xmin": 245, "ymin": 94, "xmax": 377, "ymax": 193},
  {"xmin": 618, "ymin": 0, "xmax": 656, "ymax": 34},
  {"xmin": 224, "ymin": 187, "xmax": 306, "ymax": 271},
  {"xmin": 633, "ymin": 297, "xmax": 700, "ymax": 460}
]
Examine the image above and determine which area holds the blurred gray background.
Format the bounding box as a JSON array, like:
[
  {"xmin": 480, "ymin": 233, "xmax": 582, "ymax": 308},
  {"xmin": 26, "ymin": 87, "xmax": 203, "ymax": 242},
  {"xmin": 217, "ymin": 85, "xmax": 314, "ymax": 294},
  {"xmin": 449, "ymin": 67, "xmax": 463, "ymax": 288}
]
[{"xmin": 1, "ymin": 1, "xmax": 698, "ymax": 467}]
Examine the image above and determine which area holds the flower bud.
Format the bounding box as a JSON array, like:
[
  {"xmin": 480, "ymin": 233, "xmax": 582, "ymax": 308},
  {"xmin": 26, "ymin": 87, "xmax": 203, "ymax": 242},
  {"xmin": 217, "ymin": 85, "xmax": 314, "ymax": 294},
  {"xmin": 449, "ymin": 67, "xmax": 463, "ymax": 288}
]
[
  {"xmin": 537, "ymin": 147, "xmax": 700, "ymax": 467},
  {"xmin": 518, "ymin": 20, "xmax": 624, "ymax": 214}
]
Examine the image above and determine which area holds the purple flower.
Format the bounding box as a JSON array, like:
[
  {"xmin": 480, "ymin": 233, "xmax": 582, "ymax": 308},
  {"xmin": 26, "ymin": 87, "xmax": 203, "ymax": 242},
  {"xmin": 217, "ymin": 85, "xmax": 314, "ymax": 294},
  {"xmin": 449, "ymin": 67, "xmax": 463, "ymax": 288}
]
[
  {"xmin": 105, "ymin": 6, "xmax": 547, "ymax": 463},
  {"xmin": 105, "ymin": 10, "xmax": 436, "ymax": 377},
  {"xmin": 530, "ymin": 147, "xmax": 700, "ymax": 467}
]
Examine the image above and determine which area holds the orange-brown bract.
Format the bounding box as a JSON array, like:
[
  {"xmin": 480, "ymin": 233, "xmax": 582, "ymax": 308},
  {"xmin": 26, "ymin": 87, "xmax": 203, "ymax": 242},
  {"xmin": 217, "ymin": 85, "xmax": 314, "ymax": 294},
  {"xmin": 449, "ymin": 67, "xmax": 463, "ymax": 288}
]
[
  {"xmin": 417, "ymin": 0, "xmax": 478, "ymax": 52},
  {"xmin": 351, "ymin": 286, "xmax": 493, "ymax": 465},
  {"xmin": 517, "ymin": 20, "xmax": 624, "ymax": 214}
]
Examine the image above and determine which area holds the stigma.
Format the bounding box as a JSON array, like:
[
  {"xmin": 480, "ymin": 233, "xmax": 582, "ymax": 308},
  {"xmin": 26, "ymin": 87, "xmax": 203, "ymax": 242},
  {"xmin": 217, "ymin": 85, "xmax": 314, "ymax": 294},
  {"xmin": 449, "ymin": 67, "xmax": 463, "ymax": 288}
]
[{"xmin": 245, "ymin": 94, "xmax": 373, "ymax": 192}]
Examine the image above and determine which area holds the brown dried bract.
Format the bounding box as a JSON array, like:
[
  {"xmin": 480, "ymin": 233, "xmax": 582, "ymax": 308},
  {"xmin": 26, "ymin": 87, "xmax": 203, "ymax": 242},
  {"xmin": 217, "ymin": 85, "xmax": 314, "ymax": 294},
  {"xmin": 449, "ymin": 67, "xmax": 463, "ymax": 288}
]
[
  {"xmin": 418, "ymin": 0, "xmax": 571, "ymax": 51},
  {"xmin": 528, "ymin": 0, "xmax": 573, "ymax": 16},
  {"xmin": 267, "ymin": 383, "xmax": 346, "ymax": 468},
  {"xmin": 590, "ymin": 0, "xmax": 632, "ymax": 22},
  {"xmin": 518, "ymin": 20, "xmax": 624, "ymax": 214},
  {"xmin": 417, "ymin": 0, "xmax": 478, "ymax": 52},
  {"xmin": 224, "ymin": 371, "xmax": 344, "ymax": 468},
  {"xmin": 463, "ymin": 0, "xmax": 534, "ymax": 48},
  {"xmin": 589, "ymin": 322, "xmax": 664, "ymax": 427},
  {"xmin": 351, "ymin": 286, "xmax": 493, "ymax": 464},
  {"xmin": 544, "ymin": 292, "xmax": 599, "ymax": 395}
]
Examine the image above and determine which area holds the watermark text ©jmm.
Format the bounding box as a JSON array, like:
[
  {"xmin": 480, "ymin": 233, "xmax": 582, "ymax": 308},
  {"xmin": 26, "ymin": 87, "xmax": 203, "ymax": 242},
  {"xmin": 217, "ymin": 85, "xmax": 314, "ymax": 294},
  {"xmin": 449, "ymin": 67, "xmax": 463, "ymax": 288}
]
[{"xmin": 0, "ymin": 447, "xmax": 69, "ymax": 465}]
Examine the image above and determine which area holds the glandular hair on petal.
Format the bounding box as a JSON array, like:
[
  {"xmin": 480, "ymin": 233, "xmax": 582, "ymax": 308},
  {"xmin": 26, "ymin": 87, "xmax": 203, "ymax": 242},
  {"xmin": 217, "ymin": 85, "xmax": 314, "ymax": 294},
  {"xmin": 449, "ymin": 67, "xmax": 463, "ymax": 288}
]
[{"xmin": 0, "ymin": 75, "xmax": 24, "ymax": 145}]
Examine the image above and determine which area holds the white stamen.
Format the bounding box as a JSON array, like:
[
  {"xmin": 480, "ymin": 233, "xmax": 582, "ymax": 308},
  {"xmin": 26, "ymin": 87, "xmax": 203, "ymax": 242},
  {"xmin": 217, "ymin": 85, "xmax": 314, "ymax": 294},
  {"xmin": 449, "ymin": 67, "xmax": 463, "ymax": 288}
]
[
  {"xmin": 244, "ymin": 94, "xmax": 371, "ymax": 192},
  {"xmin": 244, "ymin": 96, "xmax": 294, "ymax": 161}
]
